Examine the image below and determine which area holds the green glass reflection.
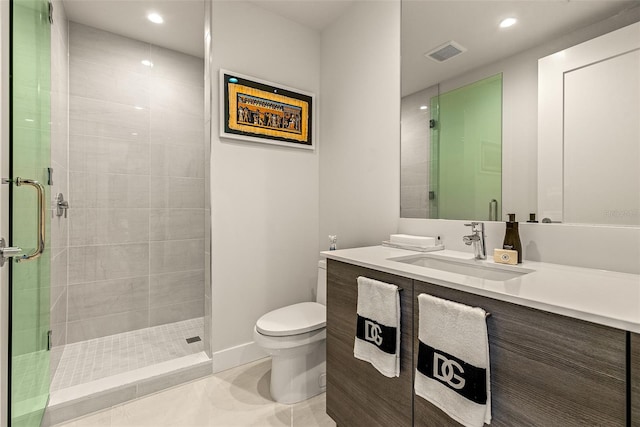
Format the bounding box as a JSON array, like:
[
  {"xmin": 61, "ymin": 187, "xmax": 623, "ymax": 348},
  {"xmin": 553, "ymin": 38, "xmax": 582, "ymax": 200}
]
[
  {"xmin": 430, "ymin": 74, "xmax": 502, "ymax": 220},
  {"xmin": 11, "ymin": 0, "xmax": 51, "ymax": 425}
]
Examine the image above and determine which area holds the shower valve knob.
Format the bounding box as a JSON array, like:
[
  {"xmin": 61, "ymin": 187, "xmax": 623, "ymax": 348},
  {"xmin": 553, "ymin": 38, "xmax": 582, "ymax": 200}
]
[{"xmin": 55, "ymin": 193, "xmax": 69, "ymax": 218}]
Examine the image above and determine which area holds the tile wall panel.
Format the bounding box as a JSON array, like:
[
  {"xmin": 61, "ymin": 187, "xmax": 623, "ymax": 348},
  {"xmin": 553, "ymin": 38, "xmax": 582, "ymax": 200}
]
[
  {"xmin": 67, "ymin": 277, "xmax": 149, "ymax": 321},
  {"xmin": 67, "ymin": 22, "xmax": 205, "ymax": 343},
  {"xmin": 50, "ymin": 0, "xmax": 69, "ymax": 383}
]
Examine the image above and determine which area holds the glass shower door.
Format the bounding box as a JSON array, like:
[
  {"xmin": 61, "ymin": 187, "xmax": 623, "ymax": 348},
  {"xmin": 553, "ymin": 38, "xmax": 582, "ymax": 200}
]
[
  {"xmin": 9, "ymin": 0, "xmax": 51, "ymax": 425},
  {"xmin": 430, "ymin": 74, "xmax": 502, "ymax": 221}
]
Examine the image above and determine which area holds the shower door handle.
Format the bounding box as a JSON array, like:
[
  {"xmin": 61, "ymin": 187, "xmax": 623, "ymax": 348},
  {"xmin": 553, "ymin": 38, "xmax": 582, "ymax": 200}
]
[{"xmin": 15, "ymin": 177, "xmax": 46, "ymax": 262}]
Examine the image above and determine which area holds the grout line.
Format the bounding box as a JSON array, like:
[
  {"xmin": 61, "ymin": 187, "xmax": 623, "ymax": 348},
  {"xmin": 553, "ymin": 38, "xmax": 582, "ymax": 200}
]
[
  {"xmin": 147, "ymin": 70, "xmax": 152, "ymax": 331},
  {"xmin": 66, "ymin": 268, "xmax": 205, "ymax": 287}
]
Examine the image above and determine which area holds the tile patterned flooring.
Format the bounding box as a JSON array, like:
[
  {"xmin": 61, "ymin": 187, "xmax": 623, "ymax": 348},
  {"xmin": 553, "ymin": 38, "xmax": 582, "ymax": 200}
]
[
  {"xmin": 53, "ymin": 358, "xmax": 336, "ymax": 427},
  {"xmin": 52, "ymin": 318, "xmax": 205, "ymax": 391}
]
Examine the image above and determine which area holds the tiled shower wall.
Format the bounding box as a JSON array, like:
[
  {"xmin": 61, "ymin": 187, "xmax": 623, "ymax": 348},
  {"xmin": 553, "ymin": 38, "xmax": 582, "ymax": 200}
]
[
  {"xmin": 50, "ymin": 0, "xmax": 69, "ymax": 370},
  {"xmin": 66, "ymin": 22, "xmax": 205, "ymax": 343},
  {"xmin": 400, "ymin": 85, "xmax": 437, "ymax": 219}
]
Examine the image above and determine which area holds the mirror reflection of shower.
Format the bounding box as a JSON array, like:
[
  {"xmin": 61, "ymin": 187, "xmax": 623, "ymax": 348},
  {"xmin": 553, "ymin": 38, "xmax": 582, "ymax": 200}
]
[{"xmin": 401, "ymin": 74, "xmax": 502, "ymax": 221}]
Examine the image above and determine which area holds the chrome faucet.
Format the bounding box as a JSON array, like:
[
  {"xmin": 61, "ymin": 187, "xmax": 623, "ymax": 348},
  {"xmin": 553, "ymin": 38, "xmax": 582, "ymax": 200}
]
[{"xmin": 463, "ymin": 222, "xmax": 486, "ymax": 260}]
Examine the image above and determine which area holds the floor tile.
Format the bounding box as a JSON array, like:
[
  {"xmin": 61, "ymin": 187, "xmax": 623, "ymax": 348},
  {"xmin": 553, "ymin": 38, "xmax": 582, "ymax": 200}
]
[{"xmin": 54, "ymin": 358, "xmax": 336, "ymax": 427}]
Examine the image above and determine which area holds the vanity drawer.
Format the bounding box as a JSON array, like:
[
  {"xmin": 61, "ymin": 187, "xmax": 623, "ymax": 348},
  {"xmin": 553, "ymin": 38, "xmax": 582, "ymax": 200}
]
[
  {"xmin": 413, "ymin": 280, "xmax": 627, "ymax": 427},
  {"xmin": 326, "ymin": 260, "xmax": 413, "ymax": 427}
]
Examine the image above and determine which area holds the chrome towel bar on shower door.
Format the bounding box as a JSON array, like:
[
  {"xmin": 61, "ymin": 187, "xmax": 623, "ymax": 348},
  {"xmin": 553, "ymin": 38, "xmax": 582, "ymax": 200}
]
[{"xmin": 15, "ymin": 177, "xmax": 46, "ymax": 262}]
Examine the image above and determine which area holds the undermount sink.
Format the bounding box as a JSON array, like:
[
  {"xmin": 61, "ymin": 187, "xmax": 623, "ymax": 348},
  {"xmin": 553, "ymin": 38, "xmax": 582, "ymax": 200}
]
[{"xmin": 390, "ymin": 254, "xmax": 533, "ymax": 281}]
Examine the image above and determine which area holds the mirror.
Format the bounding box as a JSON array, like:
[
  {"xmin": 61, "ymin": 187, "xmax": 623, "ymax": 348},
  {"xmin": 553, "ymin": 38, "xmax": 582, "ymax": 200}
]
[{"xmin": 401, "ymin": 0, "xmax": 640, "ymax": 224}]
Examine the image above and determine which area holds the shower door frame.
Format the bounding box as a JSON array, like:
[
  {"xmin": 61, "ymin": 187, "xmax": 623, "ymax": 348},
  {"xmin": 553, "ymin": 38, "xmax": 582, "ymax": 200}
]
[
  {"xmin": 1, "ymin": 1, "xmax": 11, "ymax": 425},
  {"xmin": 2, "ymin": 0, "xmax": 53, "ymax": 424}
]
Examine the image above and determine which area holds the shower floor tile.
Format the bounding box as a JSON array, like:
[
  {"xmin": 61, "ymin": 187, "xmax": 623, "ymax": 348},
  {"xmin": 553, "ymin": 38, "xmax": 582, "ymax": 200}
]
[{"xmin": 51, "ymin": 317, "xmax": 204, "ymax": 391}]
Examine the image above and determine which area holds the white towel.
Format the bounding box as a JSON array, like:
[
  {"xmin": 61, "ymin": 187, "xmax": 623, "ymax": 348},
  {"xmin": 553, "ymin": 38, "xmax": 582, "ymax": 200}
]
[
  {"xmin": 389, "ymin": 234, "xmax": 436, "ymax": 247},
  {"xmin": 353, "ymin": 276, "xmax": 401, "ymax": 378},
  {"xmin": 415, "ymin": 294, "xmax": 491, "ymax": 427}
]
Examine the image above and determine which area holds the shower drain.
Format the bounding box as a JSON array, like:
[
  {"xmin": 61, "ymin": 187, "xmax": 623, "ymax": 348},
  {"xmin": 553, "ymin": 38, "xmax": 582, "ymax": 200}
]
[{"xmin": 186, "ymin": 336, "xmax": 202, "ymax": 344}]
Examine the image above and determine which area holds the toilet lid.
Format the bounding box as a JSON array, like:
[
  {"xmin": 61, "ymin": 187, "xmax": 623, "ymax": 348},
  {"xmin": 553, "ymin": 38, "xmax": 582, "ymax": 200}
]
[{"xmin": 256, "ymin": 302, "xmax": 326, "ymax": 337}]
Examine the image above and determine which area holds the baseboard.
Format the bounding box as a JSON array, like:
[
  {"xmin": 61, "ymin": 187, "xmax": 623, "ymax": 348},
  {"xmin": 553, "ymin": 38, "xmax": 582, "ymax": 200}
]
[{"xmin": 211, "ymin": 341, "xmax": 268, "ymax": 374}]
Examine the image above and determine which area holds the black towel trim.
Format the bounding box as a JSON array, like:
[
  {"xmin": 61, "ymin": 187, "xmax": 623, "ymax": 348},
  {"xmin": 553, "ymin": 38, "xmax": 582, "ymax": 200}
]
[
  {"xmin": 356, "ymin": 315, "xmax": 397, "ymax": 354},
  {"xmin": 417, "ymin": 341, "xmax": 487, "ymax": 405}
]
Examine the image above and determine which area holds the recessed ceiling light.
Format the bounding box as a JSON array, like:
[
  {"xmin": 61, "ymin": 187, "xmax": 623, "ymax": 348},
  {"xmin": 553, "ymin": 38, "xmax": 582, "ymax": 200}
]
[
  {"xmin": 147, "ymin": 13, "xmax": 164, "ymax": 24},
  {"xmin": 500, "ymin": 17, "xmax": 517, "ymax": 29},
  {"xmin": 141, "ymin": 60, "xmax": 153, "ymax": 67},
  {"xmin": 419, "ymin": 105, "xmax": 428, "ymax": 110}
]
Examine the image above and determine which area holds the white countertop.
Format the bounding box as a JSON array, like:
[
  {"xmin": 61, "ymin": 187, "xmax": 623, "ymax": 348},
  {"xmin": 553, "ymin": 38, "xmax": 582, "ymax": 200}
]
[{"xmin": 322, "ymin": 246, "xmax": 640, "ymax": 333}]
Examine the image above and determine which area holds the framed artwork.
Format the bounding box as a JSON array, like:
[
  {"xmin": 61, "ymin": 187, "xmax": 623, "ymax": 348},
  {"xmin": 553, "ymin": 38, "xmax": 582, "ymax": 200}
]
[{"xmin": 219, "ymin": 69, "xmax": 315, "ymax": 150}]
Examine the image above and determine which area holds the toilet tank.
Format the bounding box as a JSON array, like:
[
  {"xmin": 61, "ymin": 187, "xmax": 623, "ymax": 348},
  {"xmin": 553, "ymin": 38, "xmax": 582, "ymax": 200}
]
[{"xmin": 316, "ymin": 260, "xmax": 327, "ymax": 305}]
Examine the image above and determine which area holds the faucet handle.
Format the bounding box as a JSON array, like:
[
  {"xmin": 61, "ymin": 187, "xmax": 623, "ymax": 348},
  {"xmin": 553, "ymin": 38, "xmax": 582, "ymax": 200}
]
[{"xmin": 464, "ymin": 221, "xmax": 484, "ymax": 232}]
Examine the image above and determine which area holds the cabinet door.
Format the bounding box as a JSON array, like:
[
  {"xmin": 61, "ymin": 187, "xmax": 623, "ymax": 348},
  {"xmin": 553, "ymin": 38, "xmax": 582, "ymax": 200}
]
[
  {"xmin": 632, "ymin": 333, "xmax": 640, "ymax": 427},
  {"xmin": 413, "ymin": 281, "xmax": 627, "ymax": 427},
  {"xmin": 326, "ymin": 260, "xmax": 413, "ymax": 427}
]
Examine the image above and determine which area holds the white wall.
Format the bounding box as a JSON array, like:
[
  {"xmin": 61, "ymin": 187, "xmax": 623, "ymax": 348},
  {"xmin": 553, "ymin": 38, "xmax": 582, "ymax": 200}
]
[
  {"xmin": 319, "ymin": 0, "xmax": 401, "ymax": 253},
  {"xmin": 210, "ymin": 1, "xmax": 321, "ymax": 370},
  {"xmin": 400, "ymin": 8, "xmax": 640, "ymax": 274}
]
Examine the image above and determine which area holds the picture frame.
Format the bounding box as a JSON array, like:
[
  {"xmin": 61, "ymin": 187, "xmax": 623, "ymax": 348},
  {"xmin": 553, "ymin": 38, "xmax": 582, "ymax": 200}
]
[{"xmin": 219, "ymin": 69, "xmax": 315, "ymax": 150}]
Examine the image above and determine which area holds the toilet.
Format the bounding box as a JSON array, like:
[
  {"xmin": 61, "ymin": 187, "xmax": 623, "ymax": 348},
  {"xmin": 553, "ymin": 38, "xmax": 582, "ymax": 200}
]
[{"xmin": 253, "ymin": 260, "xmax": 327, "ymax": 404}]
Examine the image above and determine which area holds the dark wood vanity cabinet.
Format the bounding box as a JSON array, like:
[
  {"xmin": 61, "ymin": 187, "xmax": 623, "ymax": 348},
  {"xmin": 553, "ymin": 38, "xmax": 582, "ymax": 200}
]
[
  {"xmin": 326, "ymin": 260, "xmax": 413, "ymax": 427},
  {"xmin": 326, "ymin": 260, "xmax": 630, "ymax": 427},
  {"xmin": 413, "ymin": 281, "xmax": 627, "ymax": 427},
  {"xmin": 632, "ymin": 333, "xmax": 640, "ymax": 427}
]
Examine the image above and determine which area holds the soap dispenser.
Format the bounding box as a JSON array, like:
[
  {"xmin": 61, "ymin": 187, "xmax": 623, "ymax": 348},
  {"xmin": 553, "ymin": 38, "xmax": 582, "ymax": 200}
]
[{"xmin": 503, "ymin": 213, "xmax": 522, "ymax": 263}]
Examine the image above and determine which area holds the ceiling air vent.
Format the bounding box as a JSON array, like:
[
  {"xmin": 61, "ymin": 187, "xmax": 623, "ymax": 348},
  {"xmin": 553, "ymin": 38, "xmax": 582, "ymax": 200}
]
[{"xmin": 425, "ymin": 41, "xmax": 467, "ymax": 63}]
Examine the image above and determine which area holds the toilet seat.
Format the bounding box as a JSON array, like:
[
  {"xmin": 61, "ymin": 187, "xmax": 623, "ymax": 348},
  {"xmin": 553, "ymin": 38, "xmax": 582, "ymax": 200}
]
[{"xmin": 256, "ymin": 302, "xmax": 326, "ymax": 337}]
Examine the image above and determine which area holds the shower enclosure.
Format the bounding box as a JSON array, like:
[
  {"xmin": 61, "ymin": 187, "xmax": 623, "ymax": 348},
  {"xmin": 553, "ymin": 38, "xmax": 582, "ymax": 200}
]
[{"xmin": 4, "ymin": 1, "xmax": 212, "ymax": 425}]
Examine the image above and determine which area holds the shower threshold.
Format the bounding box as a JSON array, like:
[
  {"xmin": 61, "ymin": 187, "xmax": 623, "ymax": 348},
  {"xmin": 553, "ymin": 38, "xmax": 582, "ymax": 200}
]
[
  {"xmin": 44, "ymin": 318, "xmax": 212, "ymax": 426},
  {"xmin": 45, "ymin": 352, "xmax": 211, "ymax": 426}
]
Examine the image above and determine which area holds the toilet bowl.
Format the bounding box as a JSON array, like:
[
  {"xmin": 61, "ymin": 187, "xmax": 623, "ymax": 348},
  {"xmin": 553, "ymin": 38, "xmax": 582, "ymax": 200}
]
[{"xmin": 253, "ymin": 260, "xmax": 327, "ymax": 404}]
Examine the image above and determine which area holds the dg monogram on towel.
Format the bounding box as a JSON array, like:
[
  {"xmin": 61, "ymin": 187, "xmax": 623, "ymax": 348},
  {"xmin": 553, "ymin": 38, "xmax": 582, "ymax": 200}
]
[
  {"xmin": 353, "ymin": 276, "xmax": 401, "ymax": 378},
  {"xmin": 415, "ymin": 294, "xmax": 491, "ymax": 427}
]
